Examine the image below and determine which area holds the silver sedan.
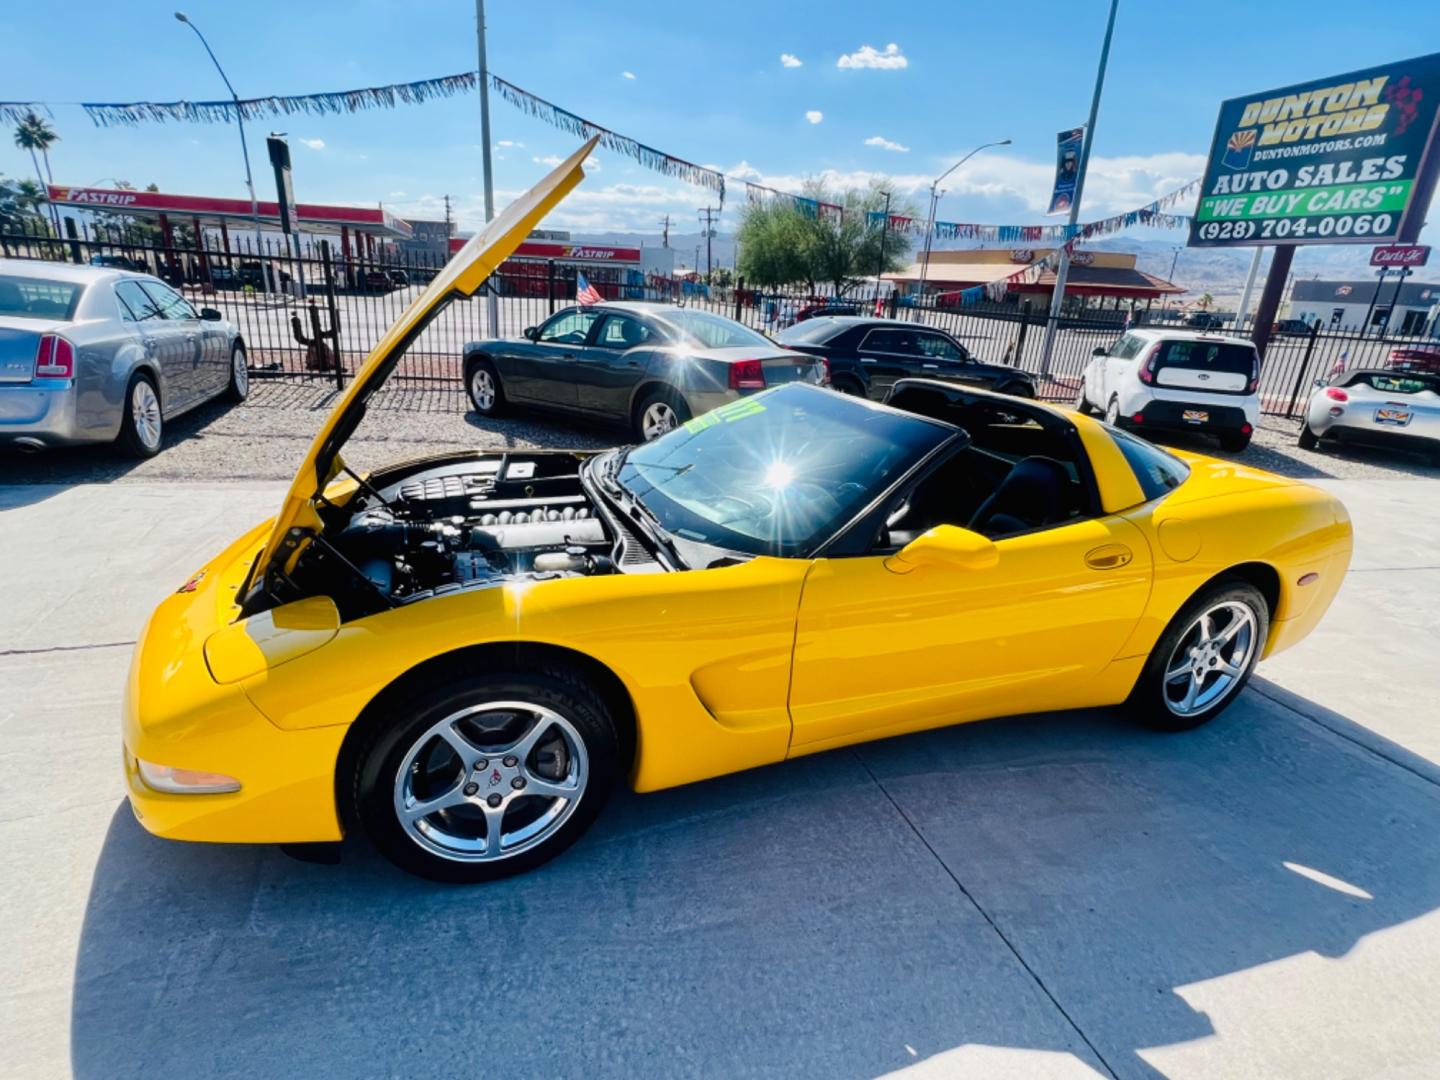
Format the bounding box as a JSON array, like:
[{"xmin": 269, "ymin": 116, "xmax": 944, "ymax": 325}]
[
  {"xmin": 1299, "ymin": 367, "xmax": 1440, "ymax": 465},
  {"xmin": 0, "ymin": 259, "xmax": 248, "ymax": 457}
]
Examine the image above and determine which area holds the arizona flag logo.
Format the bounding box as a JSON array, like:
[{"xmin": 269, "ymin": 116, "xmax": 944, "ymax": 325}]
[{"xmin": 1222, "ymin": 129, "xmax": 1257, "ymax": 170}]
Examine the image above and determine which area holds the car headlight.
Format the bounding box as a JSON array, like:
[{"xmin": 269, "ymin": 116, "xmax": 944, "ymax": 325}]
[{"xmin": 136, "ymin": 758, "xmax": 241, "ymax": 795}]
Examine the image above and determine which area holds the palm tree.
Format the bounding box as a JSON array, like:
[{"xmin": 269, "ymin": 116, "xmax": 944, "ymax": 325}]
[
  {"xmin": 14, "ymin": 112, "xmax": 60, "ymax": 235},
  {"xmin": 1198, "ymin": 292, "xmax": 1215, "ymax": 311}
]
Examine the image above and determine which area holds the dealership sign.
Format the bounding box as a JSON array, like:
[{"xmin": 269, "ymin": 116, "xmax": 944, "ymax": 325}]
[
  {"xmin": 1190, "ymin": 52, "xmax": 1440, "ymax": 247},
  {"xmin": 1370, "ymin": 243, "xmax": 1431, "ymax": 267}
]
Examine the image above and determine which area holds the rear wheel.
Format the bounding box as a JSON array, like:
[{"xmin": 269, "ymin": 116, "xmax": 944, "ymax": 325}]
[
  {"xmin": 1219, "ymin": 430, "xmax": 1252, "ymax": 452},
  {"xmin": 1297, "ymin": 423, "xmax": 1319, "ymax": 451},
  {"xmin": 1074, "ymin": 381, "xmax": 1092, "ymax": 414},
  {"xmin": 633, "ymin": 386, "xmax": 690, "ymax": 442},
  {"xmin": 1126, "ymin": 579, "xmax": 1269, "ymax": 732},
  {"xmin": 222, "ymin": 342, "xmax": 249, "ymax": 403},
  {"xmin": 117, "ymin": 372, "xmax": 163, "ymax": 458},
  {"xmin": 354, "ymin": 668, "xmax": 621, "ymax": 883},
  {"xmin": 998, "ymin": 380, "xmax": 1034, "ymax": 399},
  {"xmin": 830, "ymin": 376, "xmax": 865, "ymax": 397}
]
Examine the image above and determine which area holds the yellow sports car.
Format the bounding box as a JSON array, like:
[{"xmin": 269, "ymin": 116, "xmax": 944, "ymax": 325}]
[{"xmin": 123, "ymin": 143, "xmax": 1353, "ymax": 882}]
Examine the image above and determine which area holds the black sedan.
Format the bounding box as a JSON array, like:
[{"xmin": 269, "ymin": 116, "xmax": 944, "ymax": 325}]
[
  {"xmin": 463, "ymin": 302, "xmax": 826, "ymax": 441},
  {"xmin": 775, "ymin": 317, "xmax": 1036, "ymax": 400}
]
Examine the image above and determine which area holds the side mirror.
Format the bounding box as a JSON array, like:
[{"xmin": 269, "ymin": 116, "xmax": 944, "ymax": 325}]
[
  {"xmin": 523, "ymin": 326, "xmax": 539, "ymax": 341},
  {"xmin": 1092, "ymin": 346, "xmax": 1107, "ymax": 357},
  {"xmin": 200, "ymin": 307, "xmax": 223, "ymax": 321},
  {"xmin": 885, "ymin": 524, "xmax": 999, "ymax": 575}
]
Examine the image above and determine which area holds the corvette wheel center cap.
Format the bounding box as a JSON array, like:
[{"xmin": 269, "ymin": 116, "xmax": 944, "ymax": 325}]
[{"xmin": 467, "ymin": 755, "xmax": 526, "ymax": 802}]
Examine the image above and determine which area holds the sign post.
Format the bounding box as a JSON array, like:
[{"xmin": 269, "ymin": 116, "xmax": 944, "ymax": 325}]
[
  {"xmin": 1191, "ymin": 52, "xmax": 1440, "ymax": 356},
  {"xmin": 266, "ymin": 135, "xmax": 305, "ymax": 298}
]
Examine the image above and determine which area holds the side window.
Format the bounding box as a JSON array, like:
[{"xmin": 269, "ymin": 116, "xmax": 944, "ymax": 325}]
[
  {"xmin": 860, "ymin": 328, "xmax": 916, "ymax": 354},
  {"xmin": 593, "ymin": 314, "xmax": 652, "ymax": 349},
  {"xmin": 914, "ymin": 332, "xmax": 964, "ymax": 361},
  {"xmin": 1108, "ymin": 426, "xmax": 1191, "ymax": 500},
  {"xmin": 139, "ymin": 280, "xmax": 197, "ymax": 320},
  {"xmin": 1109, "ymin": 334, "xmax": 1140, "ymax": 359},
  {"xmin": 115, "ymin": 280, "xmax": 164, "ymax": 322},
  {"xmin": 538, "ymin": 310, "xmax": 599, "ymax": 345}
]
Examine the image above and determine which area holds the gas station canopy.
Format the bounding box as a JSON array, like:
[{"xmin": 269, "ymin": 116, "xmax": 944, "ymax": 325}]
[{"xmin": 46, "ymin": 185, "xmax": 413, "ymax": 239}]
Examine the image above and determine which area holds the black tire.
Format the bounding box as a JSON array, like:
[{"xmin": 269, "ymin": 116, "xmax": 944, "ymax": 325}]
[
  {"xmin": 830, "ymin": 376, "xmax": 866, "ymax": 398},
  {"xmin": 222, "ymin": 342, "xmax": 249, "ymax": 403},
  {"xmin": 1125, "ymin": 578, "xmax": 1270, "ymax": 732},
  {"xmin": 997, "ymin": 380, "xmax": 1034, "ymax": 399},
  {"xmin": 1297, "ymin": 423, "xmax": 1319, "ymax": 451},
  {"xmin": 1218, "ymin": 430, "xmax": 1252, "ymax": 452},
  {"xmin": 633, "ymin": 385, "xmax": 691, "ymax": 442},
  {"xmin": 1104, "ymin": 395, "xmax": 1124, "ymax": 429},
  {"xmin": 117, "ymin": 371, "xmax": 163, "ymax": 458},
  {"xmin": 353, "ymin": 667, "xmax": 622, "ymax": 884},
  {"xmin": 1074, "ymin": 381, "xmax": 1092, "ymax": 414},
  {"xmin": 465, "ymin": 354, "xmax": 505, "ymax": 417}
]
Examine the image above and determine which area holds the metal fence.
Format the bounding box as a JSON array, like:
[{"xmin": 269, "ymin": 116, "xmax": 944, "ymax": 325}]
[{"xmin": 3, "ymin": 217, "xmax": 1433, "ymax": 419}]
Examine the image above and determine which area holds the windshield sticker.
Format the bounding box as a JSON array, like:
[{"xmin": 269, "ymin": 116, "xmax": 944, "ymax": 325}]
[{"xmin": 683, "ymin": 397, "xmax": 767, "ymax": 434}]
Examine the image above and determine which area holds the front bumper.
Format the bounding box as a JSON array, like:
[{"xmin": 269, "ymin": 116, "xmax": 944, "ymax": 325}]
[
  {"xmin": 122, "ymin": 520, "xmax": 348, "ymax": 844},
  {"xmin": 0, "ymin": 380, "xmax": 90, "ymax": 448}
]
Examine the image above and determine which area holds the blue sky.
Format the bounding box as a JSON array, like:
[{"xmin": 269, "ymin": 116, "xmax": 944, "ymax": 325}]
[{"xmin": 4, "ymin": 0, "xmax": 1438, "ymax": 239}]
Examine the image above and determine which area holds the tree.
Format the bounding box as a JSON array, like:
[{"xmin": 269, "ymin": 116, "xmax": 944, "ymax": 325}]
[
  {"xmin": 736, "ymin": 179, "xmax": 916, "ymax": 295},
  {"xmin": 0, "ymin": 177, "xmax": 47, "ymax": 227},
  {"xmin": 13, "ymin": 112, "xmax": 60, "ymax": 235},
  {"xmin": 706, "ymin": 266, "xmax": 734, "ymax": 288},
  {"xmin": 1198, "ymin": 292, "xmax": 1214, "ymax": 311}
]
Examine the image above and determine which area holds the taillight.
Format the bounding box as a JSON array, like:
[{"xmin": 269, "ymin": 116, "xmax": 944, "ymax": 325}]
[
  {"xmin": 1245, "ymin": 358, "xmax": 1259, "ymax": 395},
  {"xmin": 1137, "ymin": 344, "xmax": 1159, "ymax": 385},
  {"xmin": 1324, "ymin": 387, "xmax": 1349, "ymax": 402},
  {"xmin": 820, "ymin": 358, "xmax": 831, "ymax": 384},
  {"xmin": 35, "ymin": 334, "xmax": 75, "ymax": 379},
  {"xmin": 729, "ymin": 359, "xmax": 766, "ymax": 390}
]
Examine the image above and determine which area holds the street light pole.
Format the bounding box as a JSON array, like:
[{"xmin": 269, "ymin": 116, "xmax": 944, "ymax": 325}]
[
  {"xmin": 1039, "ymin": 0, "xmax": 1120, "ymax": 374},
  {"xmin": 174, "ymin": 12, "xmax": 267, "ymax": 293},
  {"xmin": 476, "ymin": 0, "xmax": 499, "ymax": 335},
  {"xmin": 913, "ymin": 139, "xmax": 1011, "ymax": 315}
]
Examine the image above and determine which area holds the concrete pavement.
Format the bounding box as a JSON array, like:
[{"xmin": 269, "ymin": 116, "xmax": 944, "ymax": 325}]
[{"xmin": 2, "ymin": 476, "xmax": 1438, "ymax": 1079}]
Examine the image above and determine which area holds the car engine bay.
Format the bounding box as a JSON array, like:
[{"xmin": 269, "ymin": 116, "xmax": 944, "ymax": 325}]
[{"xmin": 281, "ymin": 451, "xmax": 661, "ymax": 619}]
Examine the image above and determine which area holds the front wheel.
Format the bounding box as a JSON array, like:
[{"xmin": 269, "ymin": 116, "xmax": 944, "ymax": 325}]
[
  {"xmin": 354, "ymin": 668, "xmax": 622, "ymax": 883},
  {"xmin": 1104, "ymin": 395, "xmax": 1124, "ymax": 429},
  {"xmin": 1126, "ymin": 579, "xmax": 1269, "ymax": 732},
  {"xmin": 1074, "ymin": 380, "xmax": 1092, "ymax": 414},
  {"xmin": 223, "ymin": 342, "xmax": 249, "ymax": 403},
  {"xmin": 633, "ymin": 387, "xmax": 691, "ymax": 442}
]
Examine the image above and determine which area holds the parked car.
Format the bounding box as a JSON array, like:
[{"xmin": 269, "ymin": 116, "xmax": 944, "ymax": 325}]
[
  {"xmin": 1386, "ymin": 344, "xmax": 1440, "ymax": 374},
  {"xmin": 1299, "ymin": 368, "xmax": 1440, "ymax": 465},
  {"xmin": 795, "ymin": 300, "xmax": 862, "ymax": 321},
  {"xmin": 360, "ymin": 269, "xmax": 394, "ymax": 293},
  {"xmin": 88, "ymin": 253, "xmax": 149, "ymax": 273},
  {"xmin": 0, "ymin": 259, "xmax": 248, "ymax": 457},
  {"xmin": 387, "ymin": 269, "xmax": 411, "ymax": 289},
  {"xmin": 463, "ymin": 301, "xmax": 825, "ymax": 441},
  {"xmin": 207, "ymin": 266, "xmax": 241, "ymax": 291},
  {"xmin": 1075, "ymin": 329, "xmax": 1260, "ymax": 451},
  {"xmin": 1273, "ymin": 318, "xmax": 1312, "ymax": 336},
  {"xmin": 236, "ymin": 261, "xmax": 291, "ymax": 290},
  {"xmin": 1185, "ymin": 312, "xmax": 1226, "ymax": 330},
  {"xmin": 775, "ymin": 317, "xmax": 1036, "ymax": 400}
]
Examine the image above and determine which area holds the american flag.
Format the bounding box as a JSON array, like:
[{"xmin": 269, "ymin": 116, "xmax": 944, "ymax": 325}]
[{"xmin": 576, "ymin": 272, "xmax": 602, "ymax": 306}]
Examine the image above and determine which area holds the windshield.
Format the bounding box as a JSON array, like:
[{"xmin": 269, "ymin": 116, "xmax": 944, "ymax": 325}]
[
  {"xmin": 1346, "ymin": 371, "xmax": 1440, "ymax": 395},
  {"xmin": 0, "ymin": 275, "xmax": 83, "ymax": 320},
  {"xmin": 656, "ymin": 308, "xmax": 773, "ymax": 350},
  {"xmin": 616, "ymin": 383, "xmax": 953, "ymax": 557}
]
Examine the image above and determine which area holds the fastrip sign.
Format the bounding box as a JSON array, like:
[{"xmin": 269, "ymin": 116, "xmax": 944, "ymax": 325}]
[{"xmin": 1190, "ymin": 53, "xmax": 1440, "ymax": 248}]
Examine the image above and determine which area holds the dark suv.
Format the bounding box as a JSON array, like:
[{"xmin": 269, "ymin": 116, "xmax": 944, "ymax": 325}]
[{"xmin": 775, "ymin": 317, "xmax": 1035, "ymax": 400}]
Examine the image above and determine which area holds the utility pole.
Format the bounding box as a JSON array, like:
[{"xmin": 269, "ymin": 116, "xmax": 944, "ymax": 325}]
[
  {"xmin": 698, "ymin": 207, "xmax": 718, "ymax": 280},
  {"xmin": 443, "ymin": 194, "xmax": 453, "ymax": 240},
  {"xmin": 1039, "ymin": 0, "xmax": 1119, "ymax": 374},
  {"xmin": 659, "ymin": 215, "xmax": 671, "ymax": 248},
  {"xmin": 1161, "ymin": 244, "xmax": 1181, "ymax": 318},
  {"xmin": 475, "ymin": 0, "xmax": 499, "ymax": 335}
]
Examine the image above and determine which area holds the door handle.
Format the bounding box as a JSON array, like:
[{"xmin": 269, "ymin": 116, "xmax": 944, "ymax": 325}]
[
  {"xmin": 860, "ymin": 357, "xmax": 877, "ymax": 363},
  {"xmin": 922, "ymin": 363, "xmax": 938, "ymax": 369},
  {"xmin": 1085, "ymin": 544, "xmax": 1133, "ymax": 570}
]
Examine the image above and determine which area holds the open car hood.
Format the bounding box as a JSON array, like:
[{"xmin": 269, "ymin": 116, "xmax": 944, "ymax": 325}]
[{"xmin": 253, "ymin": 137, "xmax": 599, "ymax": 590}]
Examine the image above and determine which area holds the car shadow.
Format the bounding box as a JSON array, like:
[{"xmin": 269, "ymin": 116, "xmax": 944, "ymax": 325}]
[
  {"xmin": 0, "ymin": 398, "xmax": 235, "ymax": 507},
  {"xmin": 1147, "ymin": 420, "xmax": 1440, "ymax": 481},
  {"xmin": 70, "ymin": 684, "xmax": 1440, "ymax": 1078}
]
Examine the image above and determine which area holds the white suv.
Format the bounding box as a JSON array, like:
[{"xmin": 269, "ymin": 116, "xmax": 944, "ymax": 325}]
[{"xmin": 1076, "ymin": 328, "xmax": 1261, "ymax": 452}]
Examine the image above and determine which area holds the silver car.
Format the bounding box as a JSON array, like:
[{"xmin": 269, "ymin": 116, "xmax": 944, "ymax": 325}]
[
  {"xmin": 0, "ymin": 259, "xmax": 247, "ymax": 457},
  {"xmin": 1299, "ymin": 367, "xmax": 1440, "ymax": 466}
]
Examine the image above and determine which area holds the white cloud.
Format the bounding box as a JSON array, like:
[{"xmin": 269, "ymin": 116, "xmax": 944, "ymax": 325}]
[
  {"xmin": 532, "ymin": 155, "xmax": 564, "ymax": 167},
  {"xmin": 864, "ymin": 135, "xmax": 910, "ymax": 153},
  {"xmin": 495, "ymin": 139, "xmax": 523, "ymax": 149},
  {"xmin": 805, "ymin": 110, "xmax": 824, "ymax": 125},
  {"xmin": 298, "ymin": 137, "xmax": 326, "ymax": 150},
  {"xmin": 727, "ymin": 160, "xmax": 763, "ymax": 181},
  {"xmin": 585, "ymin": 155, "xmax": 601, "ymax": 171},
  {"xmin": 388, "ymin": 190, "xmax": 407, "ymax": 198},
  {"xmin": 837, "ymin": 43, "xmax": 908, "ymax": 70},
  {"xmin": 622, "ymin": 71, "xmax": 636, "ymax": 80},
  {"xmin": 780, "ymin": 53, "xmax": 802, "ymax": 68}
]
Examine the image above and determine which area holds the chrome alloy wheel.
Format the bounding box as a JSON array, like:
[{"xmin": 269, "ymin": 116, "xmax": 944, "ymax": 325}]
[
  {"xmin": 1162, "ymin": 600, "xmax": 1258, "ymax": 717},
  {"xmin": 233, "ymin": 347, "xmax": 249, "ymax": 396},
  {"xmin": 393, "ymin": 701, "xmax": 588, "ymax": 863},
  {"xmin": 131, "ymin": 380, "xmax": 162, "ymax": 451},
  {"xmin": 641, "ymin": 400, "xmax": 678, "ymax": 440},
  {"xmin": 470, "ymin": 367, "xmax": 496, "ymax": 411}
]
